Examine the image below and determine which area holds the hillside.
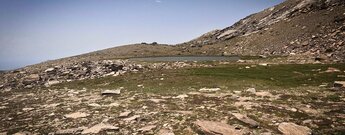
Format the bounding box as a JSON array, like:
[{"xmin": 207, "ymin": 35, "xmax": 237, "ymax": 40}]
[{"xmin": 180, "ymin": 0, "xmax": 345, "ymax": 62}]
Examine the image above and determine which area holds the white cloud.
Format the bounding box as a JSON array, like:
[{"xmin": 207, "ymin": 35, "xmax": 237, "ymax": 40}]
[{"xmin": 155, "ymin": 0, "xmax": 162, "ymax": 3}]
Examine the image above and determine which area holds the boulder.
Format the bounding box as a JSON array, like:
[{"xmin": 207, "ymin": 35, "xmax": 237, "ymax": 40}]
[
  {"xmin": 278, "ymin": 122, "xmax": 312, "ymax": 135},
  {"xmin": 193, "ymin": 120, "xmax": 243, "ymax": 135}
]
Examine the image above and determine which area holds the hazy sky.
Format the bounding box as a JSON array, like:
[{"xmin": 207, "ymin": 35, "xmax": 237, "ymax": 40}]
[{"xmin": 0, "ymin": 0, "xmax": 283, "ymax": 70}]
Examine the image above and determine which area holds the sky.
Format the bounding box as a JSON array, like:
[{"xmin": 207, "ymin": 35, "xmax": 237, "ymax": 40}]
[{"xmin": 0, "ymin": 0, "xmax": 283, "ymax": 70}]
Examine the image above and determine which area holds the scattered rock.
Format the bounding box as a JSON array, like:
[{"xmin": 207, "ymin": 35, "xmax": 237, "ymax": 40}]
[
  {"xmin": 81, "ymin": 123, "xmax": 119, "ymax": 134},
  {"xmin": 255, "ymin": 91, "xmax": 274, "ymax": 98},
  {"xmin": 65, "ymin": 112, "xmax": 89, "ymax": 119},
  {"xmin": 44, "ymin": 80, "xmax": 60, "ymax": 87},
  {"xmin": 138, "ymin": 125, "xmax": 156, "ymax": 132},
  {"xmin": 193, "ymin": 120, "xmax": 243, "ymax": 135},
  {"xmin": 55, "ymin": 127, "xmax": 87, "ymax": 134},
  {"xmin": 278, "ymin": 122, "xmax": 312, "ymax": 135},
  {"xmin": 149, "ymin": 98, "xmax": 166, "ymax": 103},
  {"xmin": 157, "ymin": 129, "xmax": 175, "ymax": 135},
  {"xmin": 101, "ymin": 89, "xmax": 121, "ymax": 95},
  {"xmin": 13, "ymin": 131, "xmax": 32, "ymax": 135},
  {"xmin": 119, "ymin": 111, "xmax": 132, "ymax": 118},
  {"xmin": 123, "ymin": 115, "xmax": 140, "ymax": 122},
  {"xmin": 22, "ymin": 108, "xmax": 34, "ymax": 112},
  {"xmin": 334, "ymin": 81, "xmax": 345, "ymax": 88},
  {"xmin": 88, "ymin": 103, "xmax": 101, "ymax": 107},
  {"xmin": 175, "ymin": 94, "xmax": 188, "ymax": 99},
  {"xmin": 232, "ymin": 113, "xmax": 259, "ymax": 128},
  {"xmin": 199, "ymin": 87, "xmax": 221, "ymax": 93},
  {"xmin": 325, "ymin": 67, "xmax": 341, "ymax": 73},
  {"xmin": 44, "ymin": 68, "xmax": 55, "ymax": 73},
  {"xmin": 246, "ymin": 88, "xmax": 256, "ymax": 93},
  {"xmin": 258, "ymin": 63, "xmax": 268, "ymax": 66}
]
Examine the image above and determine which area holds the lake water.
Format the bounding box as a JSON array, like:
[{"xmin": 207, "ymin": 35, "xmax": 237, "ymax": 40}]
[{"xmin": 129, "ymin": 56, "xmax": 239, "ymax": 62}]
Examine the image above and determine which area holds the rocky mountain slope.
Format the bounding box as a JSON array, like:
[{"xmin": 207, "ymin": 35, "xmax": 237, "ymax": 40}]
[{"xmin": 180, "ymin": 0, "xmax": 345, "ymax": 62}]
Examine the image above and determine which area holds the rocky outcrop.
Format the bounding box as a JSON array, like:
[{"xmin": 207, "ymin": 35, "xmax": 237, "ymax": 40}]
[{"xmin": 180, "ymin": 0, "xmax": 345, "ymax": 62}]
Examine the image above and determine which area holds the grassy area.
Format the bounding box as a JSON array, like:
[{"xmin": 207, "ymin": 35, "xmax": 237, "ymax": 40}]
[{"xmin": 52, "ymin": 63, "xmax": 345, "ymax": 94}]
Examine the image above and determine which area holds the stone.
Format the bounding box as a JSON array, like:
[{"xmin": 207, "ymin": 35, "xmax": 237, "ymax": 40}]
[
  {"xmin": 175, "ymin": 94, "xmax": 188, "ymax": 99},
  {"xmin": 157, "ymin": 129, "xmax": 175, "ymax": 135},
  {"xmin": 246, "ymin": 88, "xmax": 256, "ymax": 93},
  {"xmin": 55, "ymin": 127, "xmax": 87, "ymax": 134},
  {"xmin": 88, "ymin": 103, "xmax": 101, "ymax": 107},
  {"xmin": 107, "ymin": 102, "xmax": 120, "ymax": 107},
  {"xmin": 258, "ymin": 63, "xmax": 268, "ymax": 66},
  {"xmin": 65, "ymin": 112, "xmax": 89, "ymax": 119},
  {"xmin": 101, "ymin": 89, "xmax": 121, "ymax": 95},
  {"xmin": 199, "ymin": 87, "xmax": 221, "ymax": 93},
  {"xmin": 149, "ymin": 98, "xmax": 166, "ymax": 103},
  {"xmin": 45, "ymin": 68, "xmax": 55, "ymax": 73},
  {"xmin": 22, "ymin": 108, "xmax": 34, "ymax": 112},
  {"xmin": 119, "ymin": 111, "xmax": 132, "ymax": 118},
  {"xmin": 138, "ymin": 125, "xmax": 156, "ymax": 132},
  {"xmin": 325, "ymin": 67, "xmax": 341, "ymax": 73},
  {"xmin": 44, "ymin": 80, "xmax": 60, "ymax": 87},
  {"xmin": 334, "ymin": 81, "xmax": 345, "ymax": 88},
  {"xmin": 278, "ymin": 122, "xmax": 312, "ymax": 135},
  {"xmin": 193, "ymin": 120, "xmax": 243, "ymax": 135},
  {"xmin": 81, "ymin": 123, "xmax": 119, "ymax": 134},
  {"xmin": 255, "ymin": 91, "xmax": 273, "ymax": 97},
  {"xmin": 231, "ymin": 113, "xmax": 259, "ymax": 128},
  {"xmin": 13, "ymin": 131, "xmax": 32, "ymax": 135},
  {"xmin": 123, "ymin": 115, "xmax": 140, "ymax": 121}
]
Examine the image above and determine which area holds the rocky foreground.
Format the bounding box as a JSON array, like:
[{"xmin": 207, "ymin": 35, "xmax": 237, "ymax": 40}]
[
  {"xmin": 1, "ymin": 82, "xmax": 344, "ymax": 134},
  {"xmin": 1, "ymin": 59, "xmax": 345, "ymax": 135}
]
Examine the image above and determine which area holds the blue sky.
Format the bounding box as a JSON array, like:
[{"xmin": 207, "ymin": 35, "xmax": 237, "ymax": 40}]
[{"xmin": 0, "ymin": 0, "xmax": 283, "ymax": 70}]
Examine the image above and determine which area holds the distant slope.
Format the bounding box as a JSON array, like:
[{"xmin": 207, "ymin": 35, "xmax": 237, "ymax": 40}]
[
  {"xmin": 179, "ymin": 0, "xmax": 345, "ymax": 61},
  {"xmin": 9, "ymin": 0, "xmax": 345, "ymax": 71}
]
